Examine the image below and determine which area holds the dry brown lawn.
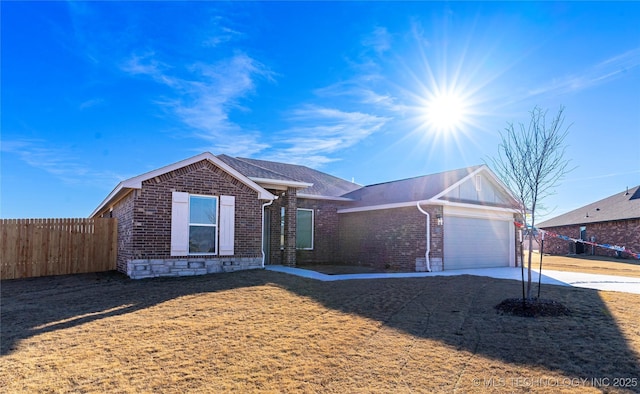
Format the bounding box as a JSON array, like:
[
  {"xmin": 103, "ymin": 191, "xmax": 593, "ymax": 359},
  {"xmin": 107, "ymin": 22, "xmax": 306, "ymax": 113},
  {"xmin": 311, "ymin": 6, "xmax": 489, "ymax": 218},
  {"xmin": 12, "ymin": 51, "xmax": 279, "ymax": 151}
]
[
  {"xmin": 301, "ymin": 253, "xmax": 640, "ymax": 278},
  {"xmin": 2, "ymin": 269, "xmax": 640, "ymax": 393},
  {"xmin": 528, "ymin": 252, "xmax": 640, "ymax": 278}
]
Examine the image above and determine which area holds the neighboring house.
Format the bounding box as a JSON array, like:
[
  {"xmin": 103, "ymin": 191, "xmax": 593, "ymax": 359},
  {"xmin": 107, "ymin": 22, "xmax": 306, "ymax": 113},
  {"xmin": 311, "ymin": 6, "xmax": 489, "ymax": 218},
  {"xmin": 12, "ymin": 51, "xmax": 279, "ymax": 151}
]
[
  {"xmin": 91, "ymin": 152, "xmax": 522, "ymax": 279},
  {"xmin": 538, "ymin": 185, "xmax": 640, "ymax": 257}
]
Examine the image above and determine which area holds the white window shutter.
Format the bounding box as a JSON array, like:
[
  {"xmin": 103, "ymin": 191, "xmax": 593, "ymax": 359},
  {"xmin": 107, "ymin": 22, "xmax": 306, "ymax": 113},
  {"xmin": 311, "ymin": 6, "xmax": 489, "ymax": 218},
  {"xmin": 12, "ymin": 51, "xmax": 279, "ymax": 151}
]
[
  {"xmin": 170, "ymin": 192, "xmax": 189, "ymax": 256},
  {"xmin": 219, "ymin": 195, "xmax": 235, "ymax": 256}
]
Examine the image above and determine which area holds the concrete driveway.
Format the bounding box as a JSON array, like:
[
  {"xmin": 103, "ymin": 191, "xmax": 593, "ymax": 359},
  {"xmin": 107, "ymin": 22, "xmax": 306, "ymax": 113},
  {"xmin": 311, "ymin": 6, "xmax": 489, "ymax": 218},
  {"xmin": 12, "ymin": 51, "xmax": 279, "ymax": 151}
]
[{"xmin": 265, "ymin": 266, "xmax": 640, "ymax": 295}]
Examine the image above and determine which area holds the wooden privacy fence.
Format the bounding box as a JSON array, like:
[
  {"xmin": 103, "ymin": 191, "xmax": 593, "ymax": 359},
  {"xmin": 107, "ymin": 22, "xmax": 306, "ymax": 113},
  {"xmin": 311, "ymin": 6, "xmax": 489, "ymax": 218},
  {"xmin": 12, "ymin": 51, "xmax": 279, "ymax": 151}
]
[{"xmin": 1, "ymin": 218, "xmax": 117, "ymax": 279}]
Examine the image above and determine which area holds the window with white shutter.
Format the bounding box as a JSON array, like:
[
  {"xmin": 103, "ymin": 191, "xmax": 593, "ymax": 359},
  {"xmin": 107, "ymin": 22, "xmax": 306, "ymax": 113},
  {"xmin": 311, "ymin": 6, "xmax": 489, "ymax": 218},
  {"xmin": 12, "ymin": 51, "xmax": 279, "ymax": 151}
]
[
  {"xmin": 170, "ymin": 192, "xmax": 189, "ymax": 256},
  {"xmin": 171, "ymin": 193, "xmax": 235, "ymax": 256},
  {"xmin": 219, "ymin": 195, "xmax": 235, "ymax": 256}
]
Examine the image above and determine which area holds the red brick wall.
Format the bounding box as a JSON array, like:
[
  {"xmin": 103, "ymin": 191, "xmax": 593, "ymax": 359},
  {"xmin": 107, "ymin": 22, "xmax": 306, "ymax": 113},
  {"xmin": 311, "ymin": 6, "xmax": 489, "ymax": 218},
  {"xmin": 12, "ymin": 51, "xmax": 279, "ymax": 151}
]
[
  {"xmin": 109, "ymin": 191, "xmax": 135, "ymax": 272},
  {"xmin": 338, "ymin": 205, "xmax": 444, "ymax": 271},
  {"xmin": 108, "ymin": 160, "xmax": 263, "ymax": 273},
  {"xmin": 541, "ymin": 219, "xmax": 640, "ymax": 258},
  {"xmin": 296, "ymin": 199, "xmax": 352, "ymax": 264}
]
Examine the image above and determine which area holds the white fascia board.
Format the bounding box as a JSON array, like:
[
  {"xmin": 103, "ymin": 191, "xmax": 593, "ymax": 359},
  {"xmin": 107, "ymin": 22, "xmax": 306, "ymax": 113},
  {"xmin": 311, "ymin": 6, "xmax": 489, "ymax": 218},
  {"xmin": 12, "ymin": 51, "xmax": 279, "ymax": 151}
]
[
  {"xmin": 297, "ymin": 193, "xmax": 354, "ymax": 201},
  {"xmin": 430, "ymin": 166, "xmax": 485, "ymax": 201},
  {"xmin": 129, "ymin": 152, "xmax": 275, "ymax": 199},
  {"xmin": 249, "ymin": 177, "xmax": 313, "ymax": 190},
  {"xmin": 337, "ymin": 198, "xmax": 520, "ymax": 215},
  {"xmin": 89, "ymin": 184, "xmax": 130, "ymax": 218},
  {"xmin": 116, "ymin": 152, "xmax": 216, "ymax": 190},
  {"xmin": 90, "ymin": 152, "xmax": 276, "ymax": 217},
  {"xmin": 337, "ymin": 201, "xmax": 434, "ymax": 213}
]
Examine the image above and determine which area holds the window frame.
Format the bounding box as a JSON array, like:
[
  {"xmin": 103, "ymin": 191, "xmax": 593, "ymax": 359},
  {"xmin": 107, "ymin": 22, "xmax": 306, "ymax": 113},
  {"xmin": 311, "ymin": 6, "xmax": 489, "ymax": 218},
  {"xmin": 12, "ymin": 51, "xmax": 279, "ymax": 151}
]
[
  {"xmin": 280, "ymin": 207, "xmax": 285, "ymax": 250},
  {"xmin": 295, "ymin": 208, "xmax": 314, "ymax": 250},
  {"xmin": 188, "ymin": 194, "xmax": 219, "ymax": 255}
]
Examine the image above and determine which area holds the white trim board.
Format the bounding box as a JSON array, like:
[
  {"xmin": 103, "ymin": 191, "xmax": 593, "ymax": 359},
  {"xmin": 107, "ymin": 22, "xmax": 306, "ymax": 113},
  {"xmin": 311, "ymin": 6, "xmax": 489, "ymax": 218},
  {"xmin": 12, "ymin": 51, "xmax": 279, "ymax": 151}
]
[
  {"xmin": 91, "ymin": 152, "xmax": 276, "ymax": 217},
  {"xmin": 337, "ymin": 199, "xmax": 519, "ymax": 214}
]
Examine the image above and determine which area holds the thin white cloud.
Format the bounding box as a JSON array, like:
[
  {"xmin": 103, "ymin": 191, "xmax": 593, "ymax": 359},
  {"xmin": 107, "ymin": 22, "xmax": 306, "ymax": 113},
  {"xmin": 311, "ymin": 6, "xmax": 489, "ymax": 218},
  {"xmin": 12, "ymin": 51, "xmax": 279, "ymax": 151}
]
[
  {"xmin": 528, "ymin": 47, "xmax": 640, "ymax": 97},
  {"xmin": 362, "ymin": 26, "xmax": 392, "ymax": 56},
  {"xmin": 314, "ymin": 80, "xmax": 404, "ymax": 113},
  {"xmin": 121, "ymin": 51, "xmax": 274, "ymax": 157},
  {"xmin": 121, "ymin": 52, "xmax": 181, "ymax": 88},
  {"xmin": 263, "ymin": 25, "xmax": 401, "ymax": 167},
  {"xmin": 79, "ymin": 98, "xmax": 105, "ymax": 110},
  {"xmin": 312, "ymin": 25, "xmax": 408, "ymax": 115},
  {"xmin": 1, "ymin": 139, "xmax": 124, "ymax": 187},
  {"xmin": 269, "ymin": 106, "xmax": 390, "ymax": 167},
  {"xmin": 203, "ymin": 17, "xmax": 244, "ymax": 48}
]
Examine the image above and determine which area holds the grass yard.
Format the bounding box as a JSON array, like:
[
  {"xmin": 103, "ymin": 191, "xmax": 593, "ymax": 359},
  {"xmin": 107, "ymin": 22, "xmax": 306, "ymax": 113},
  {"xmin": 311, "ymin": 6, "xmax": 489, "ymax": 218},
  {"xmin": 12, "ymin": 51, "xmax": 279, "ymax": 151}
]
[
  {"xmin": 2, "ymin": 270, "xmax": 640, "ymax": 393},
  {"xmin": 300, "ymin": 253, "xmax": 640, "ymax": 277},
  {"xmin": 528, "ymin": 252, "xmax": 640, "ymax": 278}
]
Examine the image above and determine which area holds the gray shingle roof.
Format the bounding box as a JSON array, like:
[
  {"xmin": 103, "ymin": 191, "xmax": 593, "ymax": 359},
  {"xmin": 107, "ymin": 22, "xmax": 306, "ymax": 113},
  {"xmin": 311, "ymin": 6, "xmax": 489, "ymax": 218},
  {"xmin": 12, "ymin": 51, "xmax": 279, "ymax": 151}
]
[
  {"xmin": 538, "ymin": 185, "xmax": 640, "ymax": 228},
  {"xmin": 342, "ymin": 165, "xmax": 483, "ymax": 207},
  {"xmin": 217, "ymin": 155, "xmax": 299, "ymax": 182},
  {"xmin": 217, "ymin": 154, "xmax": 361, "ymax": 197}
]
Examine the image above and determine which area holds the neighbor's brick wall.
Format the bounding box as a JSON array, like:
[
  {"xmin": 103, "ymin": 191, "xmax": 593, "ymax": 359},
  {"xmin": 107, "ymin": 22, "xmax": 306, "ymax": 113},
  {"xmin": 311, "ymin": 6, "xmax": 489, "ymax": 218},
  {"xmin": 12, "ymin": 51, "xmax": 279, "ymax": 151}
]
[
  {"xmin": 541, "ymin": 219, "xmax": 640, "ymax": 258},
  {"xmin": 338, "ymin": 205, "xmax": 444, "ymax": 272}
]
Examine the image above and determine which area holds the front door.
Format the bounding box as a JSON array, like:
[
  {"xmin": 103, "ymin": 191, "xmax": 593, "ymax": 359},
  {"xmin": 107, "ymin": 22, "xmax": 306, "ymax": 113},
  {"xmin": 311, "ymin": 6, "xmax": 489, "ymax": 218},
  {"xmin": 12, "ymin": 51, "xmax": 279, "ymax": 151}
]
[{"xmin": 576, "ymin": 226, "xmax": 587, "ymax": 254}]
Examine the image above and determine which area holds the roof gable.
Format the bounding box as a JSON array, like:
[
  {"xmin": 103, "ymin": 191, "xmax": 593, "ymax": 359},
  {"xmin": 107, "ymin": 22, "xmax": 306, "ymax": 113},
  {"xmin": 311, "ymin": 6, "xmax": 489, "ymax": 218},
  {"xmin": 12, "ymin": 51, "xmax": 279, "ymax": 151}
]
[
  {"xmin": 91, "ymin": 153, "xmax": 275, "ymax": 217},
  {"xmin": 439, "ymin": 170, "xmax": 512, "ymax": 206},
  {"xmin": 339, "ymin": 165, "xmax": 519, "ymax": 212},
  {"xmin": 539, "ymin": 185, "xmax": 640, "ymax": 227}
]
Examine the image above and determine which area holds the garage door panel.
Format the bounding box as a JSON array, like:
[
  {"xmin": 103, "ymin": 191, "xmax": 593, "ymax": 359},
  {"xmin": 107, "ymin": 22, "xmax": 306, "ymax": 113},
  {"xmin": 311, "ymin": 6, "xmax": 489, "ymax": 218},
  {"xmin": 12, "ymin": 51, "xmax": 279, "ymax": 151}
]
[{"xmin": 444, "ymin": 216, "xmax": 510, "ymax": 269}]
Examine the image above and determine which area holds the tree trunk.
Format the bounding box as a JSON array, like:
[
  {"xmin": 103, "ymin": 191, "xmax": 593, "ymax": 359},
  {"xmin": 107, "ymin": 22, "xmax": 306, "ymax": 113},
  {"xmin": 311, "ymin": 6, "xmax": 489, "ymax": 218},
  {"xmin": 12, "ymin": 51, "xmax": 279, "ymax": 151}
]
[{"xmin": 526, "ymin": 212, "xmax": 536, "ymax": 299}]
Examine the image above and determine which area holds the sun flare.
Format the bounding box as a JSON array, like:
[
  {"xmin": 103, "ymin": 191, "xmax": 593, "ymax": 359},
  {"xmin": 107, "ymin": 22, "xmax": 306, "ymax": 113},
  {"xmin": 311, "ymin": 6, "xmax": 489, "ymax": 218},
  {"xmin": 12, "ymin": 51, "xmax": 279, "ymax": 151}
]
[{"xmin": 423, "ymin": 91, "xmax": 469, "ymax": 134}]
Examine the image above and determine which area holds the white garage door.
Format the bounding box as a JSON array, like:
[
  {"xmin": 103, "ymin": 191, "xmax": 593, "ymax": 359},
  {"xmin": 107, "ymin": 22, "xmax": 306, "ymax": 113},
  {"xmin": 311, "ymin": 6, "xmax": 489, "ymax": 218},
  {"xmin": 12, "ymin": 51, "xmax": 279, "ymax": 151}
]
[{"xmin": 444, "ymin": 216, "xmax": 511, "ymax": 270}]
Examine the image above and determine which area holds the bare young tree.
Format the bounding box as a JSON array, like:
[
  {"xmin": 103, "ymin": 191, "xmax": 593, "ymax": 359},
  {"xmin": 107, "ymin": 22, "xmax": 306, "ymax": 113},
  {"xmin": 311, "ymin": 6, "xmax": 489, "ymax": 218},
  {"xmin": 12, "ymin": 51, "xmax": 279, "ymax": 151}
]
[{"xmin": 491, "ymin": 106, "xmax": 572, "ymax": 300}]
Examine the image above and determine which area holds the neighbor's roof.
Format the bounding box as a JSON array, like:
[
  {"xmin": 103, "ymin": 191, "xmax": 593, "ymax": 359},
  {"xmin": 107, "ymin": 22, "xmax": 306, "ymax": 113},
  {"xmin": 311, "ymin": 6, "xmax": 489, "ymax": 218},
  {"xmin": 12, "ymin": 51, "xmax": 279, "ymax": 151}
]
[
  {"xmin": 538, "ymin": 185, "xmax": 640, "ymax": 228},
  {"xmin": 342, "ymin": 165, "xmax": 485, "ymax": 208},
  {"xmin": 218, "ymin": 155, "xmax": 361, "ymax": 198}
]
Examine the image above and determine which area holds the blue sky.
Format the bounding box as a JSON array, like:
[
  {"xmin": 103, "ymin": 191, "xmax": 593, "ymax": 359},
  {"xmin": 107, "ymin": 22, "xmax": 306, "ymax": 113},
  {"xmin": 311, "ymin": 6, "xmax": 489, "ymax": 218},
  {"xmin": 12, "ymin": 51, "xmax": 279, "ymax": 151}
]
[{"xmin": 2, "ymin": 1, "xmax": 639, "ymax": 220}]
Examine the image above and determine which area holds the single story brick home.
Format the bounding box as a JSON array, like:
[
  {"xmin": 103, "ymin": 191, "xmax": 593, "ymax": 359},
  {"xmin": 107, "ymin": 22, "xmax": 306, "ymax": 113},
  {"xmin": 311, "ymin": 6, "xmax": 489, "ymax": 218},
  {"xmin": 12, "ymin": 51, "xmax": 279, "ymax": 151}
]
[
  {"xmin": 538, "ymin": 185, "xmax": 640, "ymax": 257},
  {"xmin": 91, "ymin": 152, "xmax": 522, "ymax": 279}
]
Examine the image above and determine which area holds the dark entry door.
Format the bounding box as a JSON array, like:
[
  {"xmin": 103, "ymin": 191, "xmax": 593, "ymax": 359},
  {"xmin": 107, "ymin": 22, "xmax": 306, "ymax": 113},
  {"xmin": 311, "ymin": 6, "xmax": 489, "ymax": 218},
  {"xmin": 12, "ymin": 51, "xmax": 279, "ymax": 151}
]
[{"xmin": 576, "ymin": 226, "xmax": 587, "ymax": 254}]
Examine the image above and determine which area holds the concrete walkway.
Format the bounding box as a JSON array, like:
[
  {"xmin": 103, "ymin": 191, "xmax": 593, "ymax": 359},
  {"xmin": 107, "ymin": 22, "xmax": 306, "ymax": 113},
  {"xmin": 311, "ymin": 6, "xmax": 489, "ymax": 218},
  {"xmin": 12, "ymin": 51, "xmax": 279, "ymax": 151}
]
[{"xmin": 265, "ymin": 265, "xmax": 640, "ymax": 295}]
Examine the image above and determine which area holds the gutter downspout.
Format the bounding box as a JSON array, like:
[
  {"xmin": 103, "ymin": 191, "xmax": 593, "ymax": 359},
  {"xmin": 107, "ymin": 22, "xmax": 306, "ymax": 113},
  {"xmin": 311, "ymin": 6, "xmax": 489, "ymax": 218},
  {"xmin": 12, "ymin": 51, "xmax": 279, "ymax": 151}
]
[
  {"xmin": 416, "ymin": 202, "xmax": 432, "ymax": 272},
  {"xmin": 261, "ymin": 197, "xmax": 277, "ymax": 268}
]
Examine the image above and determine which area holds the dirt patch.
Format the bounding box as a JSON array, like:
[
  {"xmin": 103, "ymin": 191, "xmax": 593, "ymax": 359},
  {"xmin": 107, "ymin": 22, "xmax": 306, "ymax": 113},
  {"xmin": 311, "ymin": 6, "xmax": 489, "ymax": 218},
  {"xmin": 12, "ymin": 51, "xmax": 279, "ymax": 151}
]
[
  {"xmin": 495, "ymin": 298, "xmax": 571, "ymax": 317},
  {"xmin": 2, "ymin": 270, "xmax": 640, "ymax": 393}
]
